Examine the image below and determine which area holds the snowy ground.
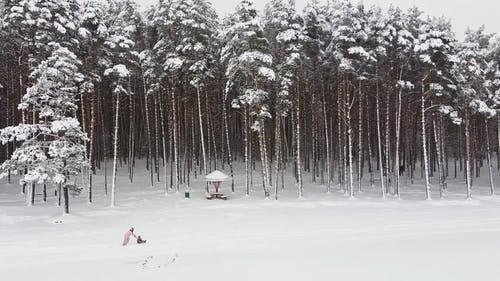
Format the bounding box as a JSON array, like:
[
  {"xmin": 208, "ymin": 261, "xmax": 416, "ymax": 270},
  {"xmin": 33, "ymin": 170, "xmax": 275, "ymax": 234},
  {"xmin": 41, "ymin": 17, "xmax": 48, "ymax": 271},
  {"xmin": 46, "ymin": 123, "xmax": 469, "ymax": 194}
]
[{"xmin": 1, "ymin": 162, "xmax": 500, "ymax": 281}]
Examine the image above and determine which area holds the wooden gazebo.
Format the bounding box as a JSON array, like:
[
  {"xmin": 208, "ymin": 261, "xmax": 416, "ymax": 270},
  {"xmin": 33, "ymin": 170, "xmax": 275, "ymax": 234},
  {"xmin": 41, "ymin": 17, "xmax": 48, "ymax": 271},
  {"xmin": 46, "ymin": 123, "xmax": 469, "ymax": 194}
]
[{"xmin": 205, "ymin": 170, "xmax": 230, "ymax": 200}]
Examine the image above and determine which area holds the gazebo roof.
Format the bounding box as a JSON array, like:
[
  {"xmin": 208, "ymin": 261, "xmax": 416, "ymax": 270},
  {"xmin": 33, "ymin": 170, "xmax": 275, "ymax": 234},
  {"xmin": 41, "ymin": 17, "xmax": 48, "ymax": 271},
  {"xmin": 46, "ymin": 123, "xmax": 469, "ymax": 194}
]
[{"xmin": 205, "ymin": 170, "xmax": 230, "ymax": 182}]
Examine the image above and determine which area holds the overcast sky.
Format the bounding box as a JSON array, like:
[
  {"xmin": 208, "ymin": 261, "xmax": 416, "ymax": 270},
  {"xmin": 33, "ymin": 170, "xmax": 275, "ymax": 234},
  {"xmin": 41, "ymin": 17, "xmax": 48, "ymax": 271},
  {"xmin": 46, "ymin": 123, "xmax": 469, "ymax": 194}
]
[{"xmin": 134, "ymin": 0, "xmax": 499, "ymax": 40}]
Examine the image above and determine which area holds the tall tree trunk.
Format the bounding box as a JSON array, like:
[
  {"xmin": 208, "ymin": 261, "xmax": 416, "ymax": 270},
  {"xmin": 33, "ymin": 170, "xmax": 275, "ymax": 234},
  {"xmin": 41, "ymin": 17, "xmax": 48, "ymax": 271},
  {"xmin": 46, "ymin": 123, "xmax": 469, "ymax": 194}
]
[
  {"xmin": 190, "ymin": 105, "xmax": 196, "ymax": 187},
  {"xmin": 323, "ymin": 86, "xmax": 331, "ymax": 193},
  {"xmin": 204, "ymin": 91, "xmax": 213, "ymax": 173},
  {"xmin": 5, "ymin": 71, "xmax": 11, "ymax": 184},
  {"xmin": 338, "ymin": 82, "xmax": 344, "ymax": 191},
  {"xmin": 497, "ymin": 113, "xmax": 500, "ymax": 170},
  {"xmin": 171, "ymin": 84, "xmax": 179, "ymax": 192},
  {"xmin": 274, "ymin": 114, "xmax": 281, "ymax": 200},
  {"xmin": 367, "ymin": 96, "xmax": 374, "ymax": 187},
  {"xmin": 111, "ymin": 93, "xmax": 120, "ymax": 207},
  {"xmin": 98, "ymin": 88, "xmax": 108, "ymax": 195},
  {"xmin": 296, "ymin": 84, "xmax": 303, "ymax": 198},
  {"xmin": 210, "ymin": 112, "xmax": 219, "ymax": 173},
  {"xmin": 29, "ymin": 183, "xmax": 35, "ymax": 206},
  {"xmin": 385, "ymin": 82, "xmax": 391, "ymax": 193},
  {"xmin": 465, "ymin": 107, "xmax": 472, "ymax": 199},
  {"xmin": 143, "ymin": 76, "xmax": 154, "ymax": 187},
  {"xmin": 347, "ymin": 80, "xmax": 354, "ymax": 198},
  {"xmin": 395, "ymin": 70, "xmax": 402, "ymax": 198},
  {"xmin": 282, "ymin": 118, "xmax": 288, "ymax": 191},
  {"xmin": 440, "ymin": 116, "xmax": 448, "ymax": 189},
  {"xmin": 376, "ymin": 74, "xmax": 385, "ymax": 197},
  {"xmin": 311, "ymin": 87, "xmax": 317, "ymax": 184},
  {"xmin": 154, "ymin": 93, "xmax": 160, "ymax": 182},
  {"xmin": 433, "ymin": 114, "xmax": 444, "ymax": 198},
  {"xmin": 259, "ymin": 123, "xmax": 270, "ymax": 199},
  {"xmin": 159, "ymin": 93, "xmax": 168, "ymax": 193},
  {"xmin": 81, "ymin": 95, "xmax": 89, "ymax": 198},
  {"xmin": 263, "ymin": 123, "xmax": 271, "ymax": 188},
  {"xmin": 57, "ymin": 183, "xmax": 62, "ymax": 207},
  {"xmin": 485, "ymin": 118, "xmax": 495, "ymax": 195},
  {"xmin": 128, "ymin": 92, "xmax": 135, "ymax": 182},
  {"xmin": 244, "ymin": 106, "xmax": 250, "ymax": 196},
  {"xmin": 169, "ymin": 98, "xmax": 174, "ymax": 189},
  {"xmin": 88, "ymin": 90, "xmax": 96, "ymax": 203},
  {"xmin": 223, "ymin": 94, "xmax": 235, "ymax": 192},
  {"xmin": 63, "ymin": 183, "xmax": 69, "ymax": 214},
  {"xmin": 421, "ymin": 82, "xmax": 431, "ymax": 200},
  {"xmin": 357, "ymin": 81, "xmax": 363, "ymax": 193},
  {"xmin": 19, "ymin": 55, "xmax": 26, "ymax": 195},
  {"xmin": 342, "ymin": 84, "xmax": 348, "ymax": 194},
  {"xmin": 197, "ymin": 88, "xmax": 208, "ymax": 193}
]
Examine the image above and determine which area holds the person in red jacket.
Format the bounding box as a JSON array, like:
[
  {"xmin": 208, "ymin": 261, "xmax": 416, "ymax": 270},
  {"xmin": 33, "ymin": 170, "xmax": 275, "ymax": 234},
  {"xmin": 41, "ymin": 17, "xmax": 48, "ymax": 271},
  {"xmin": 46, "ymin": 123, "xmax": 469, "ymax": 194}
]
[{"xmin": 122, "ymin": 227, "xmax": 136, "ymax": 246}]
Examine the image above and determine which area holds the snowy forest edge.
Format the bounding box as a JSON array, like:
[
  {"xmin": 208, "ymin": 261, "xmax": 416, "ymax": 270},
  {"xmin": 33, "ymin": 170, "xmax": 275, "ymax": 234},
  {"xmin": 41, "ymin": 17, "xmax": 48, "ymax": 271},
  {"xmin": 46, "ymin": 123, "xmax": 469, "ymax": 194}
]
[{"xmin": 1, "ymin": 0, "xmax": 500, "ymax": 213}]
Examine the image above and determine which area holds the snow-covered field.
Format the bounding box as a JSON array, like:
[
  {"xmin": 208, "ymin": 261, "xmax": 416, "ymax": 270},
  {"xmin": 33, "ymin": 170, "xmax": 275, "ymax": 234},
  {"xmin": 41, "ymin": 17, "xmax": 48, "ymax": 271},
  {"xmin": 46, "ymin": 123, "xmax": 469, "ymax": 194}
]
[{"xmin": 1, "ymin": 163, "xmax": 500, "ymax": 281}]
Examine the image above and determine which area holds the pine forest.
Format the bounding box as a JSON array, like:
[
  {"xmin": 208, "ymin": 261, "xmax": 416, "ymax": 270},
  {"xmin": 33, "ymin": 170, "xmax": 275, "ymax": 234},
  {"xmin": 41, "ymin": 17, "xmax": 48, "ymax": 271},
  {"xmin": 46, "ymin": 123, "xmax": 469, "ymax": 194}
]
[{"xmin": 2, "ymin": 0, "xmax": 500, "ymax": 214}]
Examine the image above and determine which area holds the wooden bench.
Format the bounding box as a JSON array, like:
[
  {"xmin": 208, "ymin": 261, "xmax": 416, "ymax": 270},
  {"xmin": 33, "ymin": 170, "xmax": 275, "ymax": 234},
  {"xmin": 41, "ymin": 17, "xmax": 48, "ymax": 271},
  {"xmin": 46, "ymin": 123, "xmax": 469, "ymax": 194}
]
[{"xmin": 206, "ymin": 193, "xmax": 228, "ymax": 200}]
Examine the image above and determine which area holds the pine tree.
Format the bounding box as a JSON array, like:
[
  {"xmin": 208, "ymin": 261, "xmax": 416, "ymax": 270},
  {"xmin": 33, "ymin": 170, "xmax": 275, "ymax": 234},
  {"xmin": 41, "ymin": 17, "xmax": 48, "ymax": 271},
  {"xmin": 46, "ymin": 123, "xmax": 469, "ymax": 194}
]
[
  {"xmin": 0, "ymin": 44, "xmax": 88, "ymax": 213},
  {"xmin": 414, "ymin": 16, "xmax": 456, "ymax": 199},
  {"xmin": 326, "ymin": 2, "xmax": 373, "ymax": 197},
  {"xmin": 385, "ymin": 6, "xmax": 415, "ymax": 198},
  {"xmin": 486, "ymin": 35, "xmax": 500, "ymax": 175},
  {"xmin": 302, "ymin": 0, "xmax": 330, "ymax": 192},
  {"xmin": 264, "ymin": 0, "xmax": 303, "ymax": 199},
  {"xmin": 78, "ymin": 0, "xmax": 110, "ymax": 202},
  {"xmin": 452, "ymin": 28, "xmax": 496, "ymax": 198},
  {"xmin": 102, "ymin": 0, "xmax": 140, "ymax": 207},
  {"xmin": 153, "ymin": 0, "xmax": 219, "ymax": 193},
  {"xmin": 221, "ymin": 0, "xmax": 275, "ymax": 198}
]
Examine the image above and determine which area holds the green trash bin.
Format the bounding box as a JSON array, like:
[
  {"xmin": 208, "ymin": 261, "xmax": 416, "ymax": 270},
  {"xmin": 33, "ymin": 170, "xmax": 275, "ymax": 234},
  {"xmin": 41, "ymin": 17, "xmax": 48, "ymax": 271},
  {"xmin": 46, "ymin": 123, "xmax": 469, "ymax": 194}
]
[{"xmin": 184, "ymin": 191, "xmax": 190, "ymax": 198}]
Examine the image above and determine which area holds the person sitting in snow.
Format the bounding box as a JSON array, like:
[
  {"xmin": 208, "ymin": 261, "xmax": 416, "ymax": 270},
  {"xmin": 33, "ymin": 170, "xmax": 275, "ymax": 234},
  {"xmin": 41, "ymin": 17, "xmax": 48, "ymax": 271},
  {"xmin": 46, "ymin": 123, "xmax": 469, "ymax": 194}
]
[
  {"xmin": 137, "ymin": 235, "xmax": 146, "ymax": 244},
  {"xmin": 122, "ymin": 227, "xmax": 137, "ymax": 246}
]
